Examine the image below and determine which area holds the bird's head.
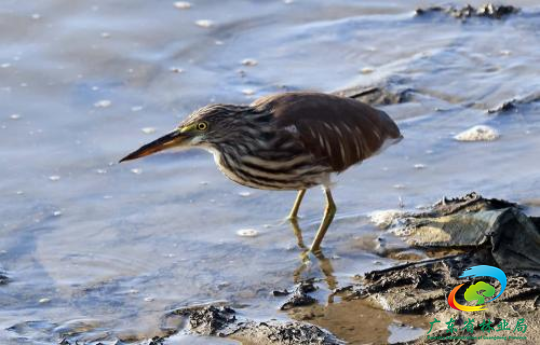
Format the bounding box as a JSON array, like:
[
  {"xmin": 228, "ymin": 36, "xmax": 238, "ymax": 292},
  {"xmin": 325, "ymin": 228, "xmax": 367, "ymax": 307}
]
[{"xmin": 119, "ymin": 104, "xmax": 252, "ymax": 163}]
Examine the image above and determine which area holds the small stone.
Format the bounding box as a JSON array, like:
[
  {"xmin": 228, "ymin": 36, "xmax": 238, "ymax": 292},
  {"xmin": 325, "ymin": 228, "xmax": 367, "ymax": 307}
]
[
  {"xmin": 236, "ymin": 229, "xmax": 258, "ymax": 237},
  {"xmin": 100, "ymin": 32, "xmax": 111, "ymax": 38},
  {"xmin": 141, "ymin": 127, "xmax": 156, "ymax": 134},
  {"xmin": 53, "ymin": 211, "xmax": 62, "ymax": 217},
  {"xmin": 94, "ymin": 100, "xmax": 112, "ymax": 108},
  {"xmin": 238, "ymin": 191, "xmax": 252, "ymax": 197},
  {"xmin": 454, "ymin": 125, "xmax": 500, "ymax": 142},
  {"xmin": 414, "ymin": 164, "xmax": 426, "ymax": 170},
  {"xmin": 10, "ymin": 114, "xmax": 21, "ymax": 120},
  {"xmin": 170, "ymin": 67, "xmax": 184, "ymax": 74},
  {"xmin": 174, "ymin": 1, "xmax": 191, "ymax": 10},
  {"xmin": 195, "ymin": 19, "xmax": 213, "ymax": 28},
  {"xmin": 131, "ymin": 168, "xmax": 142, "ymax": 175},
  {"xmin": 144, "ymin": 297, "xmax": 154, "ymax": 302},
  {"xmin": 131, "ymin": 106, "xmax": 143, "ymax": 112},
  {"xmin": 49, "ymin": 175, "xmax": 61, "ymax": 181},
  {"xmin": 242, "ymin": 89, "xmax": 255, "ymax": 96},
  {"xmin": 215, "ymin": 40, "xmax": 224, "ymax": 45},
  {"xmin": 393, "ymin": 184, "xmax": 405, "ymax": 189},
  {"xmin": 1, "ymin": 63, "xmax": 11, "ymax": 69},
  {"xmin": 96, "ymin": 169, "xmax": 107, "ymax": 174},
  {"xmin": 31, "ymin": 13, "xmax": 41, "ymax": 20},
  {"xmin": 39, "ymin": 298, "xmax": 51, "ymax": 304},
  {"xmin": 360, "ymin": 67, "xmax": 374, "ymax": 74},
  {"xmin": 15, "ymin": 191, "xmax": 24, "ymax": 195},
  {"xmin": 241, "ymin": 58, "xmax": 258, "ymax": 67},
  {"xmin": 91, "ymin": 86, "xmax": 99, "ymax": 91}
]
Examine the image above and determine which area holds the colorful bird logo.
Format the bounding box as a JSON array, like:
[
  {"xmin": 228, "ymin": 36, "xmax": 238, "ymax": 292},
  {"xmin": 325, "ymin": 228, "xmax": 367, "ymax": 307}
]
[{"xmin": 448, "ymin": 265, "xmax": 507, "ymax": 312}]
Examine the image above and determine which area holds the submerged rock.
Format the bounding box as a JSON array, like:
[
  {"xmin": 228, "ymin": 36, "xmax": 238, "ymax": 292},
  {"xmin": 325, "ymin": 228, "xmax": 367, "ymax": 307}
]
[
  {"xmin": 0, "ymin": 271, "xmax": 7, "ymax": 285},
  {"xmin": 416, "ymin": 4, "xmax": 520, "ymax": 20},
  {"xmin": 334, "ymin": 85, "xmax": 413, "ymax": 105},
  {"xmin": 280, "ymin": 279, "xmax": 318, "ymax": 311},
  {"xmin": 487, "ymin": 92, "xmax": 540, "ymax": 114}
]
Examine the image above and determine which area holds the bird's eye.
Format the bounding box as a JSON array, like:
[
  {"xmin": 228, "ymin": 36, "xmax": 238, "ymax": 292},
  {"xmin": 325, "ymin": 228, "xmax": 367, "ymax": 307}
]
[{"xmin": 197, "ymin": 122, "xmax": 208, "ymax": 131}]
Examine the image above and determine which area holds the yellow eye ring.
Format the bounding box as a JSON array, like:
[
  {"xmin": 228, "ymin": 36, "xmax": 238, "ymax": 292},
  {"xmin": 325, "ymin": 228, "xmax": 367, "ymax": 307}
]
[{"xmin": 197, "ymin": 122, "xmax": 208, "ymax": 131}]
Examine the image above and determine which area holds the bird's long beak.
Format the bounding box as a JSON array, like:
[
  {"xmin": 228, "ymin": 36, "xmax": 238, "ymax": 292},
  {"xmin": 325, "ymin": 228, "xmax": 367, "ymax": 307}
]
[{"xmin": 119, "ymin": 130, "xmax": 188, "ymax": 163}]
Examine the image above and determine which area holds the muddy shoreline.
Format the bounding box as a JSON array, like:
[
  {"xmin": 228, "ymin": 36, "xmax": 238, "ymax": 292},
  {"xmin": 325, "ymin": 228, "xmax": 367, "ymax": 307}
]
[{"xmin": 57, "ymin": 192, "xmax": 539, "ymax": 345}]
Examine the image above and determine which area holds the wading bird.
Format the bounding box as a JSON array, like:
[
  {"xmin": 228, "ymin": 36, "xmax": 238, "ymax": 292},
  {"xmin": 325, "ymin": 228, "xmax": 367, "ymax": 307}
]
[{"xmin": 120, "ymin": 92, "xmax": 402, "ymax": 252}]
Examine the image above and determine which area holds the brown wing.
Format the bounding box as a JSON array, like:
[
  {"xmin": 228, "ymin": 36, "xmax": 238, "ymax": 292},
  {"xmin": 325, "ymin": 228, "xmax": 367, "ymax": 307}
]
[{"xmin": 252, "ymin": 92, "xmax": 402, "ymax": 172}]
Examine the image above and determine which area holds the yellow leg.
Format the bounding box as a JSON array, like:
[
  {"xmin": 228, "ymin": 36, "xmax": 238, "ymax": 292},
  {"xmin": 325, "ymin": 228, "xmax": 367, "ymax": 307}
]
[
  {"xmin": 287, "ymin": 189, "xmax": 306, "ymax": 221},
  {"xmin": 310, "ymin": 188, "xmax": 336, "ymax": 253}
]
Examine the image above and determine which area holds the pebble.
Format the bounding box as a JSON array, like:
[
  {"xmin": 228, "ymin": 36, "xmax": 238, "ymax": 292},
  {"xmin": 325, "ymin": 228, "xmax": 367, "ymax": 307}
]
[
  {"xmin": 1, "ymin": 63, "xmax": 11, "ymax": 69},
  {"xmin": 236, "ymin": 229, "xmax": 259, "ymax": 237},
  {"xmin": 10, "ymin": 114, "xmax": 21, "ymax": 120},
  {"xmin": 241, "ymin": 58, "xmax": 258, "ymax": 67},
  {"xmin": 360, "ymin": 67, "xmax": 374, "ymax": 74},
  {"xmin": 131, "ymin": 168, "xmax": 142, "ymax": 175},
  {"xmin": 96, "ymin": 169, "xmax": 107, "ymax": 174},
  {"xmin": 143, "ymin": 297, "xmax": 154, "ymax": 302},
  {"xmin": 53, "ymin": 211, "xmax": 62, "ymax": 217},
  {"xmin": 174, "ymin": 1, "xmax": 191, "ymax": 10},
  {"xmin": 49, "ymin": 175, "xmax": 61, "ymax": 181},
  {"xmin": 195, "ymin": 19, "xmax": 213, "ymax": 28},
  {"xmin": 141, "ymin": 127, "xmax": 156, "ymax": 134},
  {"xmin": 100, "ymin": 32, "xmax": 111, "ymax": 38},
  {"xmin": 39, "ymin": 298, "xmax": 51, "ymax": 304},
  {"xmin": 454, "ymin": 125, "xmax": 500, "ymax": 142},
  {"xmin": 238, "ymin": 191, "xmax": 252, "ymax": 197},
  {"xmin": 170, "ymin": 67, "xmax": 184, "ymax": 73},
  {"xmin": 131, "ymin": 106, "xmax": 143, "ymax": 112},
  {"xmin": 414, "ymin": 164, "xmax": 426, "ymax": 170},
  {"xmin": 242, "ymin": 88, "xmax": 255, "ymax": 96},
  {"xmin": 31, "ymin": 13, "xmax": 41, "ymax": 20},
  {"xmin": 94, "ymin": 99, "xmax": 112, "ymax": 108}
]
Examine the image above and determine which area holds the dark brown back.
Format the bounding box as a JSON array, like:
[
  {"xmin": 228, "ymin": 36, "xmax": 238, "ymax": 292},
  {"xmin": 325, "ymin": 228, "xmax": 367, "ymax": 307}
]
[{"xmin": 252, "ymin": 92, "xmax": 402, "ymax": 172}]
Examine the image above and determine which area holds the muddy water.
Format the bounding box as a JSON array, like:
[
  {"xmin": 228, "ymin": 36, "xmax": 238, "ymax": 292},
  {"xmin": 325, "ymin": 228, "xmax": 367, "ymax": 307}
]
[{"xmin": 1, "ymin": 0, "xmax": 540, "ymax": 344}]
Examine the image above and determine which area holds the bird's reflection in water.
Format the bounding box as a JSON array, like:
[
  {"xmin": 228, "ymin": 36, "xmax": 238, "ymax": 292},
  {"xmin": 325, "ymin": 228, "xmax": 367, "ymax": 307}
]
[{"xmin": 289, "ymin": 219, "xmax": 338, "ymax": 293}]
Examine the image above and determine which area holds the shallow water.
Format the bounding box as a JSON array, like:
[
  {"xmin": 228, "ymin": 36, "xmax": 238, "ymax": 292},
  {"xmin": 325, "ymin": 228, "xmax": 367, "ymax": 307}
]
[{"xmin": 1, "ymin": 0, "xmax": 540, "ymax": 344}]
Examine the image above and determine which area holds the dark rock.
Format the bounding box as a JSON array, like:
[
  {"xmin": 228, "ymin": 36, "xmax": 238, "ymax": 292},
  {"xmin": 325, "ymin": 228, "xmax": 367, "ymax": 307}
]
[
  {"xmin": 280, "ymin": 279, "xmax": 318, "ymax": 310},
  {"xmin": 416, "ymin": 3, "xmax": 519, "ymax": 20},
  {"xmin": 271, "ymin": 289, "xmax": 290, "ymax": 297},
  {"xmin": 393, "ymin": 192, "xmax": 540, "ymax": 271},
  {"xmin": 169, "ymin": 303, "xmax": 344, "ymax": 344}
]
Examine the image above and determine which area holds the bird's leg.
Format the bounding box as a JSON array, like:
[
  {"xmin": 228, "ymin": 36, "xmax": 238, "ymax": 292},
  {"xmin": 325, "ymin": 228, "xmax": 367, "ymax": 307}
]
[
  {"xmin": 310, "ymin": 188, "xmax": 336, "ymax": 253},
  {"xmin": 287, "ymin": 189, "xmax": 306, "ymax": 221}
]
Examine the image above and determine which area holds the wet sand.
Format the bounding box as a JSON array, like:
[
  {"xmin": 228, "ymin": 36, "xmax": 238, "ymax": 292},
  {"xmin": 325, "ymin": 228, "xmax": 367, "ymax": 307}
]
[{"xmin": 1, "ymin": 0, "xmax": 540, "ymax": 344}]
